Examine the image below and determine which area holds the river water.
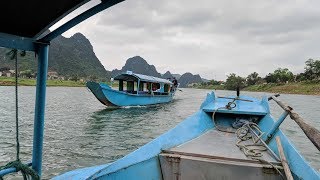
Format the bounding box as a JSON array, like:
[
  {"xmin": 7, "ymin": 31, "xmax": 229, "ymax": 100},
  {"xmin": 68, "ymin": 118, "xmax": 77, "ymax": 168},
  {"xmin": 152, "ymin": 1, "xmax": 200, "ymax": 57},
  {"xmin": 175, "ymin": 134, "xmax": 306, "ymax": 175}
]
[{"xmin": 0, "ymin": 86, "xmax": 319, "ymax": 179}]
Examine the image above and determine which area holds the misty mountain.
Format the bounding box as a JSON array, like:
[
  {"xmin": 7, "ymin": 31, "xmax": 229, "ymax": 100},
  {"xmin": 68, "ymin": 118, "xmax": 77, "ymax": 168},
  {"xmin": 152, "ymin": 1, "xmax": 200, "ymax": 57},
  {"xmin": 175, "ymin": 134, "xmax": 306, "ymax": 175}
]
[
  {"xmin": 162, "ymin": 71, "xmax": 174, "ymax": 79},
  {"xmin": 178, "ymin": 72, "xmax": 203, "ymax": 88},
  {"xmin": 111, "ymin": 56, "xmax": 162, "ymax": 77},
  {"xmin": 0, "ymin": 33, "xmax": 110, "ymax": 79}
]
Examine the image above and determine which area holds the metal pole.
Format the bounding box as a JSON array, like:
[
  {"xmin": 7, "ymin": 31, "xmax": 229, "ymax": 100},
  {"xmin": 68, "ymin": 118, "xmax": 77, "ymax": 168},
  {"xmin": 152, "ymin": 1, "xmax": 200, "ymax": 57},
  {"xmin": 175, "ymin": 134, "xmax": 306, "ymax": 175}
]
[
  {"xmin": 32, "ymin": 44, "xmax": 49, "ymax": 176},
  {"xmin": 246, "ymin": 125, "xmax": 281, "ymax": 161},
  {"xmin": 265, "ymin": 111, "xmax": 290, "ymax": 143}
]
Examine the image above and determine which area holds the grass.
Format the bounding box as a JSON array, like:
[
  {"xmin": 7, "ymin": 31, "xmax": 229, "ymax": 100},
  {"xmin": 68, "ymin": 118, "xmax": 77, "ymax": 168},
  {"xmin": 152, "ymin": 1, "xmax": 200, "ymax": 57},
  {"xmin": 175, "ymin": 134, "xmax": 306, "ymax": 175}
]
[
  {"xmin": 243, "ymin": 82, "xmax": 320, "ymax": 95},
  {"xmin": 0, "ymin": 77, "xmax": 85, "ymax": 87},
  {"xmin": 195, "ymin": 82, "xmax": 320, "ymax": 95}
]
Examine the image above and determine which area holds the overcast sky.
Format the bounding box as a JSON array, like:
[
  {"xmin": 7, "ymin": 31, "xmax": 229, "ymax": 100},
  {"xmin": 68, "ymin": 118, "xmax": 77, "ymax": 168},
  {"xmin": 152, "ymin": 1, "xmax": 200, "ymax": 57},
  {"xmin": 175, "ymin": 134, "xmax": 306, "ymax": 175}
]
[{"xmin": 55, "ymin": 0, "xmax": 320, "ymax": 80}]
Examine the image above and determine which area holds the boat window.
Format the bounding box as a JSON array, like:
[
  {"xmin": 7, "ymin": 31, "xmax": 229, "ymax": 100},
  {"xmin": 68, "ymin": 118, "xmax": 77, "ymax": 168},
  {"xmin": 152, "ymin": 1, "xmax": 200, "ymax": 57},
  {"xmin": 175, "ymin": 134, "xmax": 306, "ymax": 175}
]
[
  {"xmin": 118, "ymin": 80, "xmax": 124, "ymax": 91},
  {"xmin": 127, "ymin": 81, "xmax": 134, "ymax": 93},
  {"xmin": 124, "ymin": 81, "xmax": 128, "ymax": 91},
  {"xmin": 139, "ymin": 81, "xmax": 144, "ymax": 91},
  {"xmin": 164, "ymin": 84, "xmax": 170, "ymax": 92}
]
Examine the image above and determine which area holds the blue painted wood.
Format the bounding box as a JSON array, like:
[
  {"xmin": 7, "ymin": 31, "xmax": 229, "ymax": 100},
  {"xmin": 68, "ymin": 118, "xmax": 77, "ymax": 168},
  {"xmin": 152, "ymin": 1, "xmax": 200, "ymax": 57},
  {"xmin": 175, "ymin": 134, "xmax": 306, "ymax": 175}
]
[
  {"xmin": 114, "ymin": 72, "xmax": 173, "ymax": 84},
  {"xmin": 32, "ymin": 44, "xmax": 49, "ymax": 177},
  {"xmin": 264, "ymin": 111, "xmax": 290, "ymax": 142},
  {"xmin": 87, "ymin": 82, "xmax": 176, "ymax": 106},
  {"xmin": 0, "ymin": 162, "xmax": 32, "ymax": 176},
  {"xmin": 0, "ymin": 32, "xmax": 36, "ymax": 51},
  {"xmin": 54, "ymin": 110, "xmax": 214, "ymax": 179},
  {"xmin": 202, "ymin": 95, "xmax": 268, "ymax": 115},
  {"xmin": 55, "ymin": 91, "xmax": 320, "ymax": 179},
  {"xmin": 41, "ymin": 0, "xmax": 125, "ymax": 42}
]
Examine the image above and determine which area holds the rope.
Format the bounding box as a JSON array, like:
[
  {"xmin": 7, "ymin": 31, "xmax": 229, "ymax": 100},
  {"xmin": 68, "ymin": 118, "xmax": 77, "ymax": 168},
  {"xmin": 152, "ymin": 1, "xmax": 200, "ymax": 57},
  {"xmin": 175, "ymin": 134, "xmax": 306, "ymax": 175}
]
[
  {"xmin": 211, "ymin": 98, "xmax": 284, "ymax": 178},
  {"xmin": 235, "ymin": 122, "xmax": 266, "ymax": 158},
  {"xmin": 235, "ymin": 122, "xmax": 284, "ymax": 179},
  {"xmin": 0, "ymin": 49, "xmax": 40, "ymax": 180}
]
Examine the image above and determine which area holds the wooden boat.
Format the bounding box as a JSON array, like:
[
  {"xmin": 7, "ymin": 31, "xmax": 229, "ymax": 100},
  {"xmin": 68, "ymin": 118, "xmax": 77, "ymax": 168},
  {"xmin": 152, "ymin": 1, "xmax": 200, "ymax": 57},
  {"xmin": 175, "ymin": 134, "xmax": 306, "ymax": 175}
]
[
  {"xmin": 86, "ymin": 71, "xmax": 178, "ymax": 106},
  {"xmin": 55, "ymin": 91, "xmax": 320, "ymax": 179}
]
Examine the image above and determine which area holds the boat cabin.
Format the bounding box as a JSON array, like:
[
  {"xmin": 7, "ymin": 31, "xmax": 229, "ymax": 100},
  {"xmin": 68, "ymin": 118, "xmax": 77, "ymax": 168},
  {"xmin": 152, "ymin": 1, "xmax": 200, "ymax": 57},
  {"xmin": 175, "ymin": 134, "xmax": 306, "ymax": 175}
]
[{"xmin": 112, "ymin": 71, "xmax": 174, "ymax": 95}]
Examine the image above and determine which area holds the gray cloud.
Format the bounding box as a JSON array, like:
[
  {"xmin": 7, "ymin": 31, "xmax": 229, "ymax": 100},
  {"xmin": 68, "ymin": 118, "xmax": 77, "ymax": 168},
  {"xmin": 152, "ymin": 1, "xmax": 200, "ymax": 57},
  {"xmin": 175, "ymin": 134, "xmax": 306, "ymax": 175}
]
[{"xmin": 61, "ymin": 0, "xmax": 320, "ymax": 80}]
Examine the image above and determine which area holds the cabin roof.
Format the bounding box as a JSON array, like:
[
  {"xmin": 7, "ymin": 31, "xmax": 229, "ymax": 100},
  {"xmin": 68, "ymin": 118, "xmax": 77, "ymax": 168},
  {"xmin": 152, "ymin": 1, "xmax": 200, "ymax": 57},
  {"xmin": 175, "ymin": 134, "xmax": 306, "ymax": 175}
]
[
  {"xmin": 114, "ymin": 72, "xmax": 173, "ymax": 84},
  {"xmin": 0, "ymin": 0, "xmax": 89, "ymax": 39}
]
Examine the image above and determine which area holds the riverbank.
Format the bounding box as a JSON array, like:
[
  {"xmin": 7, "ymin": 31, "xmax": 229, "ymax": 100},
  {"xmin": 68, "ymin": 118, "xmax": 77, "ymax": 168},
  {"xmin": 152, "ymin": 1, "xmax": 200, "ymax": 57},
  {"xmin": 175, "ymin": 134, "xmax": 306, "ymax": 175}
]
[
  {"xmin": 0, "ymin": 77, "xmax": 85, "ymax": 87},
  {"xmin": 195, "ymin": 82, "xmax": 320, "ymax": 95}
]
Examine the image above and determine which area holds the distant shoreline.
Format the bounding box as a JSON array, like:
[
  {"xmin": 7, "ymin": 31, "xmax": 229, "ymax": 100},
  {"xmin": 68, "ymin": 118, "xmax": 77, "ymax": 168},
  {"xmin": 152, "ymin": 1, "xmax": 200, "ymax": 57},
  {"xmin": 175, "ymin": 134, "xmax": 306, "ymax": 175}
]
[
  {"xmin": 0, "ymin": 77, "xmax": 86, "ymax": 87},
  {"xmin": 1, "ymin": 77, "xmax": 319, "ymax": 96},
  {"xmin": 195, "ymin": 82, "xmax": 320, "ymax": 96}
]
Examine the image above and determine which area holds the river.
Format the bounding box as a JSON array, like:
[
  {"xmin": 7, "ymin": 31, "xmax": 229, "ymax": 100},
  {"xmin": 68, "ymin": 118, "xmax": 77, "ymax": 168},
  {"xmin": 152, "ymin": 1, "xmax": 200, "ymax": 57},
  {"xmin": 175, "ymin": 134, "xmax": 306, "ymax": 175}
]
[{"xmin": 0, "ymin": 86, "xmax": 319, "ymax": 179}]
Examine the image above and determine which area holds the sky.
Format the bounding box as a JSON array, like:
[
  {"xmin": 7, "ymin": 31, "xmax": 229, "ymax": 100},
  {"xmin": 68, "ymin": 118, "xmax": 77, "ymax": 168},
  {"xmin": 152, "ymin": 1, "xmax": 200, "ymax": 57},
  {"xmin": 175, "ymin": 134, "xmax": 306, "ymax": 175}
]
[{"xmin": 52, "ymin": 0, "xmax": 320, "ymax": 80}]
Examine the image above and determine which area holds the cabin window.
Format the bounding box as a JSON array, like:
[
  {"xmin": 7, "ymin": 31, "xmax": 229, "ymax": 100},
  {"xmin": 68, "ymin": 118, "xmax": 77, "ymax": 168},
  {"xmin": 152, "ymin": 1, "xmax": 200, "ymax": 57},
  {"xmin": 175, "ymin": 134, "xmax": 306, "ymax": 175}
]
[
  {"xmin": 147, "ymin": 82, "xmax": 151, "ymax": 91},
  {"xmin": 119, "ymin": 80, "xmax": 124, "ymax": 91},
  {"xmin": 123, "ymin": 81, "xmax": 127, "ymax": 91},
  {"xmin": 127, "ymin": 81, "xmax": 134, "ymax": 92},
  {"xmin": 164, "ymin": 84, "xmax": 169, "ymax": 92},
  {"xmin": 139, "ymin": 81, "xmax": 144, "ymax": 91}
]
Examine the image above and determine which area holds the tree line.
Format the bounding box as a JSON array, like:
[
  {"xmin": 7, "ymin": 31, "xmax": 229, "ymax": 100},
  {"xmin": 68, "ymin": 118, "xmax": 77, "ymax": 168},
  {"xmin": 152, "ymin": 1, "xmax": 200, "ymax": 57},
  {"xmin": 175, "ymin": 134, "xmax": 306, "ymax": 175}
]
[{"xmin": 202, "ymin": 59, "xmax": 320, "ymax": 90}]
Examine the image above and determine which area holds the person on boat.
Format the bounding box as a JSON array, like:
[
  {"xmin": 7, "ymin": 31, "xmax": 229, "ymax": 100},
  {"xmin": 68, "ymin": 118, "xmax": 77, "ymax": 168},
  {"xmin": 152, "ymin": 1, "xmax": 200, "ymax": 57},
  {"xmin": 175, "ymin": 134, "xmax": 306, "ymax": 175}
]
[{"xmin": 172, "ymin": 77, "xmax": 178, "ymax": 91}]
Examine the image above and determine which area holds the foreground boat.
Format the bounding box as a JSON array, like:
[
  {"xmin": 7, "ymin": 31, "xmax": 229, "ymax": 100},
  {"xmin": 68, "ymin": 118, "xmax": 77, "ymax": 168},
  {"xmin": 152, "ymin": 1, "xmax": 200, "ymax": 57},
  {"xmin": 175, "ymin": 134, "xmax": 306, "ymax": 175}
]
[
  {"xmin": 86, "ymin": 71, "xmax": 178, "ymax": 106},
  {"xmin": 55, "ymin": 91, "xmax": 320, "ymax": 179}
]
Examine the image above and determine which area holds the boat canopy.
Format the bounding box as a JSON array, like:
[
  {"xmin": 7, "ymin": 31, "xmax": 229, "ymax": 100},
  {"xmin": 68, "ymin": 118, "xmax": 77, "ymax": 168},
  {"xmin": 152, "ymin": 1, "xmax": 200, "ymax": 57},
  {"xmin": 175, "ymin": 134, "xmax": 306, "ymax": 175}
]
[
  {"xmin": 0, "ymin": 0, "xmax": 124, "ymax": 51},
  {"xmin": 114, "ymin": 72, "xmax": 173, "ymax": 85}
]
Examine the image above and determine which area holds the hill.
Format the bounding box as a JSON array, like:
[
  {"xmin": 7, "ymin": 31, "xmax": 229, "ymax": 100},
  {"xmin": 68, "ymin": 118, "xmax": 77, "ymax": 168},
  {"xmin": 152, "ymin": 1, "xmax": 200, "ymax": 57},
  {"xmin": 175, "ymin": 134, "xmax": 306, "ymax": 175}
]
[
  {"xmin": 111, "ymin": 56, "xmax": 204, "ymax": 87},
  {"xmin": 0, "ymin": 33, "xmax": 110, "ymax": 79},
  {"xmin": 178, "ymin": 72, "xmax": 203, "ymax": 88},
  {"xmin": 162, "ymin": 71, "xmax": 174, "ymax": 79},
  {"xmin": 111, "ymin": 56, "xmax": 162, "ymax": 77}
]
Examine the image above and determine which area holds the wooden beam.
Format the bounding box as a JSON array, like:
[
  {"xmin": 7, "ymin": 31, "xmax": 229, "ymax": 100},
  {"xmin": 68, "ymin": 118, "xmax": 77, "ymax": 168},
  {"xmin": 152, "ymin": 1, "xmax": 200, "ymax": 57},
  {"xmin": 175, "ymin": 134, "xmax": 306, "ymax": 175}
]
[{"xmin": 276, "ymin": 136, "xmax": 293, "ymax": 180}]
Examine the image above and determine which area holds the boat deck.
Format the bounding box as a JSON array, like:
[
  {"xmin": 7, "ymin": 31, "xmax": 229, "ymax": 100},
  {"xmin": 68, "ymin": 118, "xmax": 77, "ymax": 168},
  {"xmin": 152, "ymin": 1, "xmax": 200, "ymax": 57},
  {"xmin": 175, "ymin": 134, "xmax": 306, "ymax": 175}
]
[
  {"xmin": 168, "ymin": 129, "xmax": 278, "ymax": 163},
  {"xmin": 159, "ymin": 128, "xmax": 282, "ymax": 180}
]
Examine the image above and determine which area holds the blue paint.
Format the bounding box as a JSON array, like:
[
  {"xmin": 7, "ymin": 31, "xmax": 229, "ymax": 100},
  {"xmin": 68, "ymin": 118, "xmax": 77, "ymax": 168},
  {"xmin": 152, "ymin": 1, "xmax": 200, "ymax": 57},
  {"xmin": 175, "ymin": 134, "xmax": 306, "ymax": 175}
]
[
  {"xmin": 87, "ymin": 72, "xmax": 177, "ymax": 106},
  {"xmin": 53, "ymin": 164, "xmax": 111, "ymax": 180},
  {"xmin": 99, "ymin": 84, "xmax": 174, "ymax": 106},
  {"xmin": 55, "ymin": 110, "xmax": 214, "ymax": 179},
  {"xmin": 0, "ymin": 32, "xmax": 36, "ymax": 51},
  {"xmin": 264, "ymin": 111, "xmax": 289, "ymax": 142},
  {"xmin": 114, "ymin": 72, "xmax": 173, "ymax": 85},
  {"xmin": 259, "ymin": 114, "xmax": 320, "ymax": 179},
  {"xmin": 0, "ymin": 162, "xmax": 32, "ymax": 176},
  {"xmin": 100, "ymin": 157, "xmax": 162, "ymax": 179},
  {"xmin": 41, "ymin": 0, "xmax": 125, "ymax": 42},
  {"xmin": 32, "ymin": 44, "xmax": 49, "ymax": 177},
  {"xmin": 202, "ymin": 95, "xmax": 268, "ymax": 115},
  {"xmin": 55, "ymin": 91, "xmax": 319, "ymax": 179}
]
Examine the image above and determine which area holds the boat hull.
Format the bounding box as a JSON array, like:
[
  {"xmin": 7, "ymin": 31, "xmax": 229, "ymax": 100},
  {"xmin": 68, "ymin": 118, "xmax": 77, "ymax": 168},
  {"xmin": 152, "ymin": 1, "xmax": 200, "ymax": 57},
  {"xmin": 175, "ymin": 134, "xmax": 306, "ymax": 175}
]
[
  {"xmin": 86, "ymin": 81, "xmax": 175, "ymax": 106},
  {"xmin": 55, "ymin": 92, "xmax": 320, "ymax": 180}
]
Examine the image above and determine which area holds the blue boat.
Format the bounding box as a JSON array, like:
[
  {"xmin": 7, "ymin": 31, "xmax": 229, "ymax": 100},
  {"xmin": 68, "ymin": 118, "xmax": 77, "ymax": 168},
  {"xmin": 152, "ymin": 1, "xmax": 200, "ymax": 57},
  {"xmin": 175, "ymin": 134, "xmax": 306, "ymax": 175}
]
[
  {"xmin": 55, "ymin": 91, "xmax": 320, "ymax": 180},
  {"xmin": 86, "ymin": 71, "xmax": 178, "ymax": 106}
]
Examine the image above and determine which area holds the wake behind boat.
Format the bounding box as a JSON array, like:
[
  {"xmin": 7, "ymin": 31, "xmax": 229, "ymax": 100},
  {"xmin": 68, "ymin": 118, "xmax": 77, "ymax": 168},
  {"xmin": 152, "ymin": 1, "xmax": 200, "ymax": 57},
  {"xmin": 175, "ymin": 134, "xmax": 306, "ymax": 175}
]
[
  {"xmin": 86, "ymin": 71, "xmax": 178, "ymax": 106},
  {"xmin": 55, "ymin": 91, "xmax": 320, "ymax": 179}
]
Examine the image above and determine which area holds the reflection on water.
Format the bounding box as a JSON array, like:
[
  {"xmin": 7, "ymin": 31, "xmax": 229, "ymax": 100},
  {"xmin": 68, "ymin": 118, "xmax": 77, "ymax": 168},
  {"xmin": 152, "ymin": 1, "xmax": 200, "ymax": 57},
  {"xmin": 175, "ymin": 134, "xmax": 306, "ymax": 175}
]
[{"xmin": 0, "ymin": 87, "xmax": 319, "ymax": 179}]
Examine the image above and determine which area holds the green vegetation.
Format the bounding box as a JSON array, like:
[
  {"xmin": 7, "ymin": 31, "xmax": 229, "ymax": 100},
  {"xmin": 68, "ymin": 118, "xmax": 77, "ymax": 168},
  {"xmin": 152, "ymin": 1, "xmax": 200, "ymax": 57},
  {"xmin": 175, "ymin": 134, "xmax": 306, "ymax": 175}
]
[
  {"xmin": 0, "ymin": 77, "xmax": 86, "ymax": 87},
  {"xmin": 195, "ymin": 59, "xmax": 320, "ymax": 95}
]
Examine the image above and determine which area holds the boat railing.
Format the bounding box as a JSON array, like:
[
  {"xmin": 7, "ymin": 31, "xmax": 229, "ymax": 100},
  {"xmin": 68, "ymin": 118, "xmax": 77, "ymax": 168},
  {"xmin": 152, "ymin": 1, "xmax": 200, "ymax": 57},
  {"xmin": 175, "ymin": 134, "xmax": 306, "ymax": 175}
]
[{"xmin": 266, "ymin": 94, "xmax": 320, "ymax": 151}]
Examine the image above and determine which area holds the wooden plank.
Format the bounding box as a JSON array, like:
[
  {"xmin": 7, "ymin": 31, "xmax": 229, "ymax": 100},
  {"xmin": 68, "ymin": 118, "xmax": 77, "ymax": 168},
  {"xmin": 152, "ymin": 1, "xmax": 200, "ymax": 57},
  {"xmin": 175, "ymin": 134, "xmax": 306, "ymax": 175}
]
[{"xmin": 276, "ymin": 136, "xmax": 293, "ymax": 180}]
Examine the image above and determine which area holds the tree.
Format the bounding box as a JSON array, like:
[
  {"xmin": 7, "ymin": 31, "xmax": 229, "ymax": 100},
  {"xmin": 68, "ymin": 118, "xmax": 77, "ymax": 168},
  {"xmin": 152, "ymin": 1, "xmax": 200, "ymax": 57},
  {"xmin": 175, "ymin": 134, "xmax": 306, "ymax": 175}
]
[
  {"xmin": 265, "ymin": 68, "xmax": 294, "ymax": 83},
  {"xmin": 246, "ymin": 72, "xmax": 261, "ymax": 85},
  {"xmin": 225, "ymin": 73, "xmax": 246, "ymax": 90},
  {"xmin": 304, "ymin": 58, "xmax": 320, "ymax": 80}
]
